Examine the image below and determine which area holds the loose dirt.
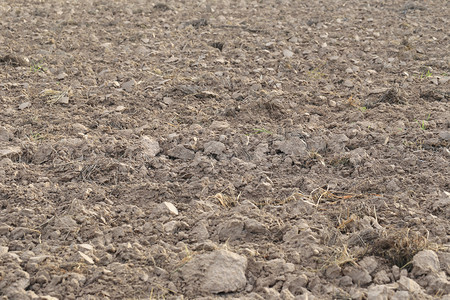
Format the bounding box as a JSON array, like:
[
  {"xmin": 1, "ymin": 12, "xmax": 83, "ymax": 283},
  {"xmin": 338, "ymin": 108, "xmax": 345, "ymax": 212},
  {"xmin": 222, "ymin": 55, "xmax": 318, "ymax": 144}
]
[{"xmin": 1, "ymin": 0, "xmax": 449, "ymax": 299}]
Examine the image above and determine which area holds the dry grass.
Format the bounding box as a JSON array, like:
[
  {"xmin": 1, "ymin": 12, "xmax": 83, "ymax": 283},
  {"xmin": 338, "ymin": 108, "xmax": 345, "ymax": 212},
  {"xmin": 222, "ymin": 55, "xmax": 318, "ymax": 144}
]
[
  {"xmin": 332, "ymin": 244, "xmax": 358, "ymax": 267},
  {"xmin": 370, "ymin": 228, "xmax": 429, "ymax": 269},
  {"xmin": 213, "ymin": 192, "xmax": 240, "ymax": 208},
  {"xmin": 171, "ymin": 245, "xmax": 196, "ymax": 274},
  {"xmin": 310, "ymin": 187, "xmax": 359, "ymax": 206}
]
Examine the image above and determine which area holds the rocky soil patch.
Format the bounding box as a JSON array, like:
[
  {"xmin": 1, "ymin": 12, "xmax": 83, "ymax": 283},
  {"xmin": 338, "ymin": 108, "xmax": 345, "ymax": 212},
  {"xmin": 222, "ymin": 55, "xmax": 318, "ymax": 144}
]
[{"xmin": 1, "ymin": 0, "xmax": 449, "ymax": 299}]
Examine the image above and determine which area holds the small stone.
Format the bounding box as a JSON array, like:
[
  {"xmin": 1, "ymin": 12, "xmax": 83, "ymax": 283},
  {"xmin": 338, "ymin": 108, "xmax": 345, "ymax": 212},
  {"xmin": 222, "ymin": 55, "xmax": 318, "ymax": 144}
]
[
  {"xmin": 0, "ymin": 146, "xmax": 22, "ymax": 159},
  {"xmin": 392, "ymin": 265, "xmax": 400, "ymax": 280},
  {"xmin": 141, "ymin": 136, "xmax": 160, "ymax": 158},
  {"xmin": 39, "ymin": 296, "xmax": 59, "ymax": 300},
  {"xmin": 391, "ymin": 291, "xmax": 410, "ymax": 300},
  {"xmin": 283, "ymin": 277, "xmax": 306, "ymax": 297},
  {"xmin": 72, "ymin": 123, "xmax": 89, "ymax": 133},
  {"xmin": 398, "ymin": 276, "xmax": 423, "ymax": 294},
  {"xmin": 191, "ymin": 221, "xmax": 210, "ymax": 241},
  {"xmin": 349, "ymin": 147, "xmax": 368, "ymax": 166},
  {"xmin": 329, "ymin": 56, "xmax": 339, "ymax": 61},
  {"xmin": 328, "ymin": 100, "xmax": 337, "ymax": 107},
  {"xmin": 180, "ymin": 249, "xmax": 247, "ymax": 294},
  {"xmin": 273, "ymin": 137, "xmax": 308, "ymax": 159},
  {"xmin": 244, "ymin": 219, "xmax": 268, "ymax": 235},
  {"xmin": 374, "ymin": 270, "xmax": 391, "ymax": 284},
  {"xmin": 78, "ymin": 251, "xmax": 94, "ymax": 264},
  {"xmin": 217, "ymin": 219, "xmax": 244, "ymax": 241},
  {"xmin": 443, "ymin": 148, "xmax": 450, "ymax": 158},
  {"xmin": 0, "ymin": 127, "xmax": 13, "ymax": 142},
  {"xmin": 412, "ymin": 250, "xmax": 440, "ymax": 276},
  {"xmin": 189, "ymin": 124, "xmax": 203, "ymax": 131},
  {"xmin": 325, "ymin": 264, "xmax": 341, "ymax": 279},
  {"xmin": 425, "ymin": 272, "xmax": 450, "ymax": 295},
  {"xmin": 7, "ymin": 269, "xmax": 30, "ymax": 290},
  {"xmin": 203, "ymin": 141, "xmax": 226, "ymax": 156},
  {"xmin": 280, "ymin": 289, "xmax": 295, "ymax": 300},
  {"xmin": 429, "ymin": 77, "xmax": 439, "ymax": 85},
  {"xmin": 232, "ymin": 92, "xmax": 244, "ymax": 100},
  {"xmin": 115, "ymin": 105, "xmax": 126, "ymax": 112},
  {"xmin": 56, "ymin": 72, "xmax": 67, "ymax": 80},
  {"xmin": 18, "ymin": 101, "xmax": 31, "ymax": 110},
  {"xmin": 339, "ymin": 275, "xmax": 353, "ymax": 286},
  {"xmin": 317, "ymin": 95, "xmax": 327, "ymax": 102},
  {"xmin": 163, "ymin": 220, "xmax": 179, "ymax": 233},
  {"xmin": 438, "ymin": 131, "xmax": 450, "ymax": 141},
  {"xmin": 163, "ymin": 97, "xmax": 173, "ymax": 105},
  {"xmin": 122, "ymin": 79, "xmax": 135, "ymax": 92},
  {"xmin": 283, "ymin": 49, "xmax": 294, "ymax": 58},
  {"xmin": 210, "ymin": 120, "xmax": 230, "ymax": 131},
  {"xmin": 0, "ymin": 246, "xmax": 8, "ymax": 255},
  {"xmin": 78, "ymin": 244, "xmax": 94, "ymax": 252},
  {"xmin": 359, "ymin": 256, "xmax": 378, "ymax": 274},
  {"xmin": 29, "ymin": 255, "xmax": 49, "ymax": 264},
  {"xmin": 437, "ymin": 251, "xmax": 450, "ymax": 276},
  {"xmin": 343, "ymin": 79, "xmax": 354, "ymax": 87},
  {"xmin": 111, "ymin": 225, "xmax": 132, "ymax": 239},
  {"xmin": 343, "ymin": 266, "xmax": 372, "ymax": 285},
  {"xmin": 55, "ymin": 216, "xmax": 77, "ymax": 228},
  {"xmin": 367, "ymin": 285, "xmax": 389, "ymax": 300},
  {"xmin": 261, "ymin": 287, "xmax": 280, "ymax": 299},
  {"xmin": 163, "ymin": 201, "xmax": 178, "ymax": 215},
  {"xmin": 167, "ymin": 145, "xmax": 195, "ymax": 160},
  {"xmin": 400, "ymin": 268, "xmax": 408, "ymax": 277}
]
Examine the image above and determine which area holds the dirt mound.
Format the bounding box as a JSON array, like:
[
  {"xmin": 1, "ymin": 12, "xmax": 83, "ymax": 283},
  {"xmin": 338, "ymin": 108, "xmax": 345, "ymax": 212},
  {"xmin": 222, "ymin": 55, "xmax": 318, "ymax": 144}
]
[{"xmin": 1, "ymin": 0, "xmax": 449, "ymax": 299}]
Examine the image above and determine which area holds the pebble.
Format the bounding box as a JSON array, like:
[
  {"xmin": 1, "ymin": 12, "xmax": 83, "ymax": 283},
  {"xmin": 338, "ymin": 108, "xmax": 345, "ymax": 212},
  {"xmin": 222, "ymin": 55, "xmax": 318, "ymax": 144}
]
[
  {"xmin": 163, "ymin": 220, "xmax": 179, "ymax": 233},
  {"xmin": 78, "ymin": 244, "xmax": 94, "ymax": 252},
  {"xmin": 343, "ymin": 79, "xmax": 354, "ymax": 87},
  {"xmin": 78, "ymin": 251, "xmax": 95, "ymax": 264},
  {"xmin": 273, "ymin": 137, "xmax": 308, "ymax": 159},
  {"xmin": 437, "ymin": 251, "xmax": 450, "ymax": 275},
  {"xmin": 283, "ymin": 49, "xmax": 294, "ymax": 58},
  {"xmin": 18, "ymin": 102, "xmax": 31, "ymax": 110},
  {"xmin": 72, "ymin": 123, "xmax": 89, "ymax": 133},
  {"xmin": 0, "ymin": 126, "xmax": 13, "ymax": 142},
  {"xmin": 367, "ymin": 285, "xmax": 390, "ymax": 300},
  {"xmin": 121, "ymin": 79, "xmax": 135, "ymax": 92},
  {"xmin": 343, "ymin": 266, "xmax": 372, "ymax": 285},
  {"xmin": 374, "ymin": 270, "xmax": 391, "ymax": 284},
  {"xmin": 359, "ymin": 256, "xmax": 378, "ymax": 274},
  {"xmin": 163, "ymin": 201, "xmax": 178, "ymax": 215},
  {"xmin": 0, "ymin": 146, "xmax": 22, "ymax": 159},
  {"xmin": 438, "ymin": 131, "xmax": 450, "ymax": 141},
  {"xmin": 412, "ymin": 250, "xmax": 440, "ymax": 276},
  {"xmin": 181, "ymin": 249, "xmax": 247, "ymax": 294},
  {"xmin": 167, "ymin": 145, "xmax": 195, "ymax": 160},
  {"xmin": 203, "ymin": 141, "xmax": 226, "ymax": 156},
  {"xmin": 391, "ymin": 291, "xmax": 410, "ymax": 300},
  {"xmin": 0, "ymin": 246, "xmax": 8, "ymax": 255},
  {"xmin": 210, "ymin": 120, "xmax": 230, "ymax": 131},
  {"xmin": 397, "ymin": 276, "xmax": 423, "ymax": 294},
  {"xmin": 115, "ymin": 105, "xmax": 126, "ymax": 112},
  {"xmin": 141, "ymin": 136, "xmax": 160, "ymax": 158}
]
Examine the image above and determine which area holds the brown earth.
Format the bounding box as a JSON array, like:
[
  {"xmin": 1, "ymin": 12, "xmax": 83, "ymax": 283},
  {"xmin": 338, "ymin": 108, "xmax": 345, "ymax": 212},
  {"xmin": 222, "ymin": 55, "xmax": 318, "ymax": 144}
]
[{"xmin": 0, "ymin": 0, "xmax": 449, "ymax": 299}]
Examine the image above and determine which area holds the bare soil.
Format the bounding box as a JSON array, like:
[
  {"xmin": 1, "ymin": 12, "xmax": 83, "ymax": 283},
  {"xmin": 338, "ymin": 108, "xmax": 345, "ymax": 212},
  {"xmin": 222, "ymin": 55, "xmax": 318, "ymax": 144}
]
[{"xmin": 1, "ymin": 0, "xmax": 449, "ymax": 299}]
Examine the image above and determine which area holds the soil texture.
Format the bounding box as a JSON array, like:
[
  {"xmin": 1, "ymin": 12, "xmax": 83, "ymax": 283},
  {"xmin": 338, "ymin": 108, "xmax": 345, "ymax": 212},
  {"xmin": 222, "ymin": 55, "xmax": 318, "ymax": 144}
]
[{"xmin": 1, "ymin": 0, "xmax": 449, "ymax": 299}]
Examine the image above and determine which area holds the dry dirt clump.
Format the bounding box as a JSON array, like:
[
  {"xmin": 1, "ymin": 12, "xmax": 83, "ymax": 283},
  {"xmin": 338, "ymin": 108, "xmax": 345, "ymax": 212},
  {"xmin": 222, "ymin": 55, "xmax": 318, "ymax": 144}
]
[{"xmin": 1, "ymin": 0, "xmax": 449, "ymax": 299}]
